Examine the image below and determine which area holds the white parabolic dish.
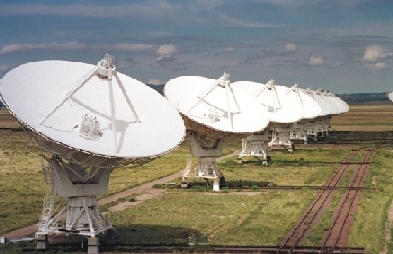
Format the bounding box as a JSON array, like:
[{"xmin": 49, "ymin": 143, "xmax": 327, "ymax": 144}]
[
  {"xmin": 231, "ymin": 80, "xmax": 305, "ymax": 123},
  {"xmin": 307, "ymin": 89, "xmax": 333, "ymax": 117},
  {"xmin": 327, "ymin": 92, "xmax": 349, "ymax": 114},
  {"xmin": 164, "ymin": 75, "xmax": 269, "ymax": 134},
  {"xmin": 0, "ymin": 60, "xmax": 185, "ymax": 158},
  {"xmin": 294, "ymin": 86, "xmax": 322, "ymax": 119},
  {"xmin": 389, "ymin": 92, "xmax": 393, "ymax": 102}
]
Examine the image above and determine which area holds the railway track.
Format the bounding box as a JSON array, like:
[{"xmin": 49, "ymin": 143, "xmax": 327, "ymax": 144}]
[
  {"xmin": 94, "ymin": 150, "xmax": 371, "ymax": 254},
  {"xmin": 18, "ymin": 149, "xmax": 374, "ymax": 254},
  {"xmin": 276, "ymin": 150, "xmax": 373, "ymax": 253},
  {"xmin": 98, "ymin": 245, "xmax": 365, "ymax": 253},
  {"xmin": 321, "ymin": 150, "xmax": 374, "ymax": 249}
]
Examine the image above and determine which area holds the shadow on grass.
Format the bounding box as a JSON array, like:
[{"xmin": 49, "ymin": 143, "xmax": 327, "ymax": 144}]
[
  {"xmin": 187, "ymin": 180, "xmax": 275, "ymax": 190},
  {"xmin": 7, "ymin": 225, "xmax": 204, "ymax": 253},
  {"xmin": 112, "ymin": 224, "xmax": 202, "ymax": 246}
]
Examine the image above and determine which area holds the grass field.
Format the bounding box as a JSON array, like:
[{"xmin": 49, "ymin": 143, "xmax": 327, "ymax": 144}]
[
  {"xmin": 330, "ymin": 103, "xmax": 393, "ymax": 131},
  {"xmin": 1, "ymin": 104, "xmax": 393, "ymax": 253}
]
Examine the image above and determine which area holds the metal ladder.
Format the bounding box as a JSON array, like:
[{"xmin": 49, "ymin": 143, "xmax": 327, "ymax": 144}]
[{"xmin": 36, "ymin": 164, "xmax": 56, "ymax": 233}]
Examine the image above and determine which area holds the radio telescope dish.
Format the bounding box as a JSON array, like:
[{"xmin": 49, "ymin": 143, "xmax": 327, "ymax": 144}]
[
  {"xmin": 290, "ymin": 89, "xmax": 348, "ymax": 145},
  {"xmin": 322, "ymin": 91, "xmax": 341, "ymax": 115},
  {"xmin": 232, "ymin": 80, "xmax": 310, "ymax": 153},
  {"xmin": 164, "ymin": 74, "xmax": 269, "ymax": 136},
  {"xmin": 285, "ymin": 85, "xmax": 323, "ymax": 145},
  {"xmin": 325, "ymin": 91, "xmax": 349, "ymax": 114},
  {"xmin": 0, "ymin": 79, "xmax": 3, "ymax": 106},
  {"xmin": 1, "ymin": 58, "xmax": 184, "ymax": 159},
  {"xmin": 232, "ymin": 80, "xmax": 304, "ymax": 124},
  {"xmin": 164, "ymin": 73, "xmax": 269, "ymax": 191},
  {"xmin": 0, "ymin": 55, "xmax": 185, "ymax": 252},
  {"xmin": 388, "ymin": 92, "xmax": 393, "ymax": 102},
  {"xmin": 301, "ymin": 88, "xmax": 349, "ymax": 142}
]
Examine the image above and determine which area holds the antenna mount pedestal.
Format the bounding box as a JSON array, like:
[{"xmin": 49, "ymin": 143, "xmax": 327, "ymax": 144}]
[
  {"xmin": 35, "ymin": 155, "xmax": 113, "ymax": 252},
  {"xmin": 238, "ymin": 132, "xmax": 270, "ymax": 165},
  {"xmin": 268, "ymin": 125, "xmax": 294, "ymax": 152},
  {"xmin": 182, "ymin": 133, "xmax": 224, "ymax": 191},
  {"xmin": 290, "ymin": 121, "xmax": 309, "ymax": 144}
]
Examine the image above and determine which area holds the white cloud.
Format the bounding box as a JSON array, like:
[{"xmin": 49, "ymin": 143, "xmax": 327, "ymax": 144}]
[
  {"xmin": 0, "ymin": 44, "xmax": 35, "ymax": 54},
  {"xmin": 224, "ymin": 46, "xmax": 236, "ymax": 53},
  {"xmin": 260, "ymin": 0, "xmax": 369, "ymax": 9},
  {"xmin": 189, "ymin": 0, "xmax": 223, "ymax": 11},
  {"xmin": 0, "ymin": 2, "xmax": 176, "ymax": 19},
  {"xmin": 110, "ymin": 44, "xmax": 154, "ymax": 52},
  {"xmin": 0, "ymin": 64, "xmax": 9, "ymax": 71},
  {"xmin": 0, "ymin": 42, "xmax": 155, "ymax": 55},
  {"xmin": 218, "ymin": 13, "xmax": 284, "ymax": 27},
  {"xmin": 156, "ymin": 44, "xmax": 178, "ymax": 56},
  {"xmin": 364, "ymin": 62, "xmax": 389, "ymax": 71},
  {"xmin": 309, "ymin": 56, "xmax": 324, "ymax": 66},
  {"xmin": 285, "ymin": 44, "xmax": 297, "ymax": 52},
  {"xmin": 362, "ymin": 45, "xmax": 392, "ymax": 62},
  {"xmin": 147, "ymin": 79, "xmax": 162, "ymax": 85}
]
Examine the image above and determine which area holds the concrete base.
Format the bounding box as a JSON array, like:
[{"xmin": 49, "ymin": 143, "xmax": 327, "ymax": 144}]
[
  {"xmin": 213, "ymin": 180, "xmax": 220, "ymax": 192},
  {"xmin": 36, "ymin": 233, "xmax": 48, "ymax": 250},
  {"xmin": 88, "ymin": 237, "xmax": 99, "ymax": 254},
  {"xmin": 181, "ymin": 181, "xmax": 188, "ymax": 188}
]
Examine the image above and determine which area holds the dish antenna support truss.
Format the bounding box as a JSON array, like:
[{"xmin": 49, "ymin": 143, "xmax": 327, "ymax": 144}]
[
  {"xmin": 39, "ymin": 54, "xmax": 140, "ymax": 153},
  {"xmin": 31, "ymin": 55, "xmax": 141, "ymax": 246},
  {"xmin": 187, "ymin": 73, "xmax": 241, "ymax": 129},
  {"xmin": 182, "ymin": 131, "xmax": 225, "ymax": 191},
  {"xmin": 309, "ymin": 89, "xmax": 332, "ymax": 140},
  {"xmin": 267, "ymin": 83, "xmax": 305, "ymax": 152},
  {"xmin": 182, "ymin": 74, "xmax": 238, "ymax": 191},
  {"xmin": 237, "ymin": 131, "xmax": 270, "ymax": 165},
  {"xmin": 36, "ymin": 154, "xmax": 114, "ymax": 236}
]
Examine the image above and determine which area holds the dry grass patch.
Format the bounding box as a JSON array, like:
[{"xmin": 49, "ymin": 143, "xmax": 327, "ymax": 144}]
[
  {"xmin": 0, "ymin": 110, "xmax": 20, "ymax": 129},
  {"xmin": 331, "ymin": 104, "xmax": 393, "ymax": 131}
]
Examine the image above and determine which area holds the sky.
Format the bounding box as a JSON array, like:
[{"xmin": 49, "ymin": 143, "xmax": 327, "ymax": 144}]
[{"xmin": 0, "ymin": 0, "xmax": 393, "ymax": 94}]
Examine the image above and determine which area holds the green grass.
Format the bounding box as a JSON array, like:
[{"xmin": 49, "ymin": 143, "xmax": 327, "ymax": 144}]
[
  {"xmin": 107, "ymin": 190, "xmax": 315, "ymax": 246},
  {"xmin": 0, "ymin": 131, "xmax": 190, "ymax": 234},
  {"xmin": 218, "ymin": 148, "xmax": 350, "ymax": 187},
  {"xmin": 347, "ymin": 148, "xmax": 393, "ymax": 252},
  {"xmin": 106, "ymin": 143, "xmax": 190, "ymax": 195},
  {"xmin": 2, "ymin": 128, "xmax": 393, "ymax": 253},
  {"xmin": 0, "ymin": 131, "xmax": 46, "ymax": 234}
]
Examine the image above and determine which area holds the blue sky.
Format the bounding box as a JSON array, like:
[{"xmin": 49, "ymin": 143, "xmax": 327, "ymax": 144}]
[{"xmin": 0, "ymin": 0, "xmax": 393, "ymax": 93}]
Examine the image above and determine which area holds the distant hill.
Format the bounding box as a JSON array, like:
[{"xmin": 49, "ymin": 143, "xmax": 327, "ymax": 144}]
[{"xmin": 338, "ymin": 92, "xmax": 391, "ymax": 104}]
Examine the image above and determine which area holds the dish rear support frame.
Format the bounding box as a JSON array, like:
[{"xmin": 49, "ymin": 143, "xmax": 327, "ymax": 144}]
[
  {"xmin": 35, "ymin": 155, "xmax": 114, "ymax": 252},
  {"xmin": 182, "ymin": 133, "xmax": 224, "ymax": 191},
  {"xmin": 268, "ymin": 126, "xmax": 294, "ymax": 152},
  {"xmin": 237, "ymin": 132, "xmax": 270, "ymax": 165}
]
